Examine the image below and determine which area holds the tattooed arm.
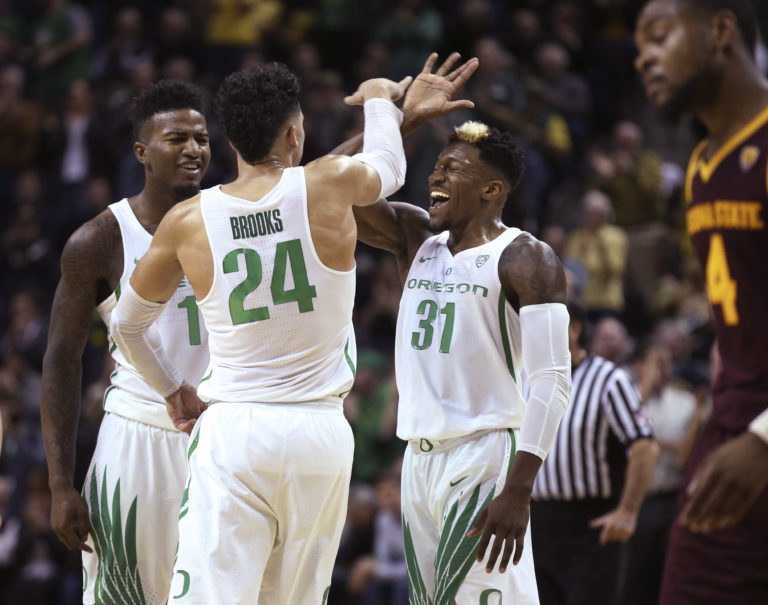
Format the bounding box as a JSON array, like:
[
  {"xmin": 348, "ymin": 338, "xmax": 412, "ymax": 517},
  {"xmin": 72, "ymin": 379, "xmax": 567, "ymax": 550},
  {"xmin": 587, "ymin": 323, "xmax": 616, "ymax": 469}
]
[
  {"xmin": 41, "ymin": 210, "xmax": 122, "ymax": 552},
  {"xmin": 470, "ymin": 234, "xmax": 570, "ymax": 573}
]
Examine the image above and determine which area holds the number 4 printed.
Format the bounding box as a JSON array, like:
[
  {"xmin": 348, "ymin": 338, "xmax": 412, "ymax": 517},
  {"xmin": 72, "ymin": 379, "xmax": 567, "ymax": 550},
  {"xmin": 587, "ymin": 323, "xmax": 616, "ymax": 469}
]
[{"xmin": 706, "ymin": 233, "xmax": 739, "ymax": 326}]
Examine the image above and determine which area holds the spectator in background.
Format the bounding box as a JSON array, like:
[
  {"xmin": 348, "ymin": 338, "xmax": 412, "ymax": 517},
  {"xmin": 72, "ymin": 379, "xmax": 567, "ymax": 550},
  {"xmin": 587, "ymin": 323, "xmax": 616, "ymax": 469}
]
[
  {"xmin": 330, "ymin": 481, "xmax": 378, "ymax": 605},
  {"xmin": 204, "ymin": 0, "xmax": 283, "ymax": 79},
  {"xmin": 30, "ymin": 0, "xmax": 92, "ymax": 107},
  {"xmin": 507, "ymin": 8, "xmax": 544, "ymax": 74},
  {"xmin": 565, "ymin": 190, "xmax": 627, "ymax": 321},
  {"xmin": 619, "ymin": 338, "xmax": 707, "ymax": 605},
  {"xmin": 531, "ymin": 299, "xmax": 658, "ymax": 605},
  {"xmin": 154, "ymin": 7, "xmax": 203, "ymax": 75},
  {"xmin": 344, "ymin": 349, "xmax": 401, "ymax": 484},
  {"xmin": 590, "ymin": 120, "xmax": 678, "ymax": 333},
  {"xmin": 0, "ymin": 65, "xmax": 41, "ymax": 207},
  {"xmin": 88, "ymin": 7, "xmax": 153, "ymax": 86},
  {"xmin": 347, "ymin": 471, "xmax": 408, "ymax": 605},
  {"xmin": 375, "ymin": 0, "xmax": 443, "ymax": 81},
  {"xmin": 536, "ymin": 42, "xmax": 591, "ymax": 159},
  {"xmin": 590, "ymin": 315, "xmax": 632, "ymax": 366}
]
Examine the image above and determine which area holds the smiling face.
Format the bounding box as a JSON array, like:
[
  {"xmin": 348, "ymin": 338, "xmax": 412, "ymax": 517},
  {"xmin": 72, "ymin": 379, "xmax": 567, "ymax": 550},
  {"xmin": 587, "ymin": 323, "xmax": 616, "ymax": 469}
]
[
  {"xmin": 137, "ymin": 108, "xmax": 210, "ymax": 200},
  {"xmin": 635, "ymin": 0, "xmax": 717, "ymax": 122},
  {"xmin": 428, "ymin": 143, "xmax": 503, "ymax": 232}
]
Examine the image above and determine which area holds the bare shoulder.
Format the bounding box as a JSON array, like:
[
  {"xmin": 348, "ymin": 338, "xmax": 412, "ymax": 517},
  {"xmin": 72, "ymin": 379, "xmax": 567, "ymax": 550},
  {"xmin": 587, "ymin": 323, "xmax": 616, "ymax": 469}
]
[
  {"xmin": 61, "ymin": 208, "xmax": 123, "ymax": 286},
  {"xmin": 158, "ymin": 194, "xmax": 203, "ymax": 238},
  {"xmin": 498, "ymin": 232, "xmax": 566, "ymax": 310}
]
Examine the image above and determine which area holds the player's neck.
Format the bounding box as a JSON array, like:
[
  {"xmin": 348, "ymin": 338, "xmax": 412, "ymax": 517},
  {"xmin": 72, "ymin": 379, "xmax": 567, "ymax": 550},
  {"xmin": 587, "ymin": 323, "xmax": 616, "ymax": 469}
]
[
  {"xmin": 698, "ymin": 65, "xmax": 768, "ymax": 148},
  {"xmin": 132, "ymin": 183, "xmax": 183, "ymax": 234},
  {"xmin": 446, "ymin": 215, "xmax": 506, "ymax": 255}
]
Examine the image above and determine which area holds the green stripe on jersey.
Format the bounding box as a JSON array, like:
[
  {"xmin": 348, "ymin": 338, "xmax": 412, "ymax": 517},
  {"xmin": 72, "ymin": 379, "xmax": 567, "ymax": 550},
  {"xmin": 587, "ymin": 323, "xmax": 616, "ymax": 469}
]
[{"xmin": 497, "ymin": 293, "xmax": 516, "ymax": 382}]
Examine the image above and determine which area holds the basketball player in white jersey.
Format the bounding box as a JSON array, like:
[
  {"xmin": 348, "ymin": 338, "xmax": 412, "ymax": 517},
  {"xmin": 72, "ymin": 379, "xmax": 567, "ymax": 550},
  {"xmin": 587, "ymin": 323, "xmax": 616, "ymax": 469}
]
[
  {"xmin": 109, "ymin": 63, "xmax": 409, "ymax": 604},
  {"xmin": 353, "ymin": 117, "xmax": 572, "ymax": 604},
  {"xmin": 40, "ymin": 81, "xmax": 211, "ymax": 604}
]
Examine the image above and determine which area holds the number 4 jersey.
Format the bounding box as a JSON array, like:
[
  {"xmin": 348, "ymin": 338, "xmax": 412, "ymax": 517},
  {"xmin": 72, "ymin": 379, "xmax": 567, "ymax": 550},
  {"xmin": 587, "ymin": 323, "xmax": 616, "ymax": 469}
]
[
  {"xmin": 96, "ymin": 199, "xmax": 210, "ymax": 431},
  {"xmin": 196, "ymin": 167, "xmax": 356, "ymax": 405},
  {"xmin": 686, "ymin": 104, "xmax": 768, "ymax": 431},
  {"xmin": 395, "ymin": 228, "xmax": 526, "ymax": 441}
]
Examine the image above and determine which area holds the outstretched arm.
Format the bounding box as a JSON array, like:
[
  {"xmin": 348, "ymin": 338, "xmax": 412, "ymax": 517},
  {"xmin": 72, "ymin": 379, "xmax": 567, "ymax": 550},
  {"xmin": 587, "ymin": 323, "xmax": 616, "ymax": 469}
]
[
  {"xmin": 469, "ymin": 234, "xmax": 570, "ymax": 573},
  {"xmin": 351, "ymin": 53, "xmax": 478, "ymax": 267},
  {"xmin": 41, "ymin": 213, "xmax": 121, "ymax": 552},
  {"xmin": 329, "ymin": 52, "xmax": 478, "ymax": 157}
]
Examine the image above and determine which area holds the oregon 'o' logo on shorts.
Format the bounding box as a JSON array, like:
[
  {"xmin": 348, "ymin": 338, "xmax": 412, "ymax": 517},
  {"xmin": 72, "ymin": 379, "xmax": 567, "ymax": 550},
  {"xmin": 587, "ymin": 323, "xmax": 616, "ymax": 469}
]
[{"xmin": 173, "ymin": 569, "xmax": 191, "ymax": 599}]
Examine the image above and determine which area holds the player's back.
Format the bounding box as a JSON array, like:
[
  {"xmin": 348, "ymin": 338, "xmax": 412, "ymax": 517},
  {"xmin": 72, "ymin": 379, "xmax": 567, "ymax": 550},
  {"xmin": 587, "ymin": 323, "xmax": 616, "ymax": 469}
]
[
  {"xmin": 686, "ymin": 104, "xmax": 768, "ymax": 430},
  {"xmin": 196, "ymin": 167, "xmax": 357, "ymax": 405}
]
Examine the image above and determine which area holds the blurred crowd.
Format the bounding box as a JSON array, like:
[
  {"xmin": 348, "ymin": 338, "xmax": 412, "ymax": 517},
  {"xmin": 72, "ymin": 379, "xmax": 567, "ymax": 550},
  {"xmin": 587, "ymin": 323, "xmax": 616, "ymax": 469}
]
[{"xmin": 1, "ymin": 0, "xmax": 767, "ymax": 603}]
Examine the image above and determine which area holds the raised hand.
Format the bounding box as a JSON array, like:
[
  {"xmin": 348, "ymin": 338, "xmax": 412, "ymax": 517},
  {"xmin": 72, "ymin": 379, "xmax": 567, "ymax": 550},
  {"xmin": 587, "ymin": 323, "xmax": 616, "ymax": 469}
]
[
  {"xmin": 165, "ymin": 383, "xmax": 206, "ymax": 434},
  {"xmin": 401, "ymin": 52, "xmax": 479, "ymax": 132},
  {"xmin": 344, "ymin": 76, "xmax": 413, "ymax": 106}
]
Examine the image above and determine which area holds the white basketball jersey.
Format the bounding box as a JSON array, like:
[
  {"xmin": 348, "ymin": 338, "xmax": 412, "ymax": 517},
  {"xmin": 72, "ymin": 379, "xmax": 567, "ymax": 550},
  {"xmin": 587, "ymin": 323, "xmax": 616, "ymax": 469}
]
[
  {"xmin": 395, "ymin": 228, "xmax": 527, "ymax": 440},
  {"xmin": 96, "ymin": 199, "xmax": 210, "ymax": 431},
  {"xmin": 196, "ymin": 167, "xmax": 356, "ymax": 404}
]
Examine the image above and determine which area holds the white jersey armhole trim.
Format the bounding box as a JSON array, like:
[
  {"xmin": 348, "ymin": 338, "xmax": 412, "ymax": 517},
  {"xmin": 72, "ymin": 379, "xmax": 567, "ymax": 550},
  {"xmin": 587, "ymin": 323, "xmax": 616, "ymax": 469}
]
[
  {"xmin": 196, "ymin": 190, "xmax": 220, "ymax": 307},
  {"xmin": 95, "ymin": 200, "xmax": 131, "ymax": 315},
  {"xmin": 298, "ymin": 167, "xmax": 356, "ymax": 277}
]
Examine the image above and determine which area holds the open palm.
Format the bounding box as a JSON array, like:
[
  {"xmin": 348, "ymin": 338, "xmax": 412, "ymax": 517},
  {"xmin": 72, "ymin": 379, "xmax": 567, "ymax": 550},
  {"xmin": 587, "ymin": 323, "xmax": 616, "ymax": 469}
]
[{"xmin": 402, "ymin": 52, "xmax": 479, "ymax": 129}]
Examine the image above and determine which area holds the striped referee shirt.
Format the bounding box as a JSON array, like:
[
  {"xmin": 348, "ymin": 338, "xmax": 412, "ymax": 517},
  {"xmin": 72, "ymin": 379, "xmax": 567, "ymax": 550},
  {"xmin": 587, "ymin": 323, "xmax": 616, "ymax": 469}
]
[{"xmin": 533, "ymin": 354, "xmax": 653, "ymax": 501}]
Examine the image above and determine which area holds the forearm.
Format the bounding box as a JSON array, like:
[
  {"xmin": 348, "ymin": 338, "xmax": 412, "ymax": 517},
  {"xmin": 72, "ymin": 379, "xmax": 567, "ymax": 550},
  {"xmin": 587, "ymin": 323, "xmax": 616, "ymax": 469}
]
[
  {"xmin": 517, "ymin": 303, "xmax": 572, "ymax": 459},
  {"xmin": 41, "ymin": 351, "xmax": 83, "ymax": 487},
  {"xmin": 618, "ymin": 438, "xmax": 659, "ymax": 513},
  {"xmin": 501, "ymin": 450, "xmax": 543, "ymax": 497},
  {"xmin": 110, "ymin": 283, "xmax": 183, "ymax": 397},
  {"xmin": 328, "ymin": 108, "xmax": 426, "ymax": 158},
  {"xmin": 352, "ymin": 99, "xmax": 406, "ymax": 198}
]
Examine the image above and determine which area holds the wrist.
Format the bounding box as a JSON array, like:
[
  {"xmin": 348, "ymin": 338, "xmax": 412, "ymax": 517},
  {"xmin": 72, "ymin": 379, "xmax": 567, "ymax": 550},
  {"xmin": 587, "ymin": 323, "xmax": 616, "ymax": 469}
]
[
  {"xmin": 49, "ymin": 476, "xmax": 75, "ymax": 492},
  {"xmin": 749, "ymin": 409, "xmax": 768, "ymax": 446}
]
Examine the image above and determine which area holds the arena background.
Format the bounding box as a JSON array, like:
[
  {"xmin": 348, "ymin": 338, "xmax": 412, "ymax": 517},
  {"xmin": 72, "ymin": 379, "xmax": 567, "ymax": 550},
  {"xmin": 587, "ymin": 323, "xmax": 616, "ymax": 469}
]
[{"xmin": 1, "ymin": 0, "xmax": 766, "ymax": 602}]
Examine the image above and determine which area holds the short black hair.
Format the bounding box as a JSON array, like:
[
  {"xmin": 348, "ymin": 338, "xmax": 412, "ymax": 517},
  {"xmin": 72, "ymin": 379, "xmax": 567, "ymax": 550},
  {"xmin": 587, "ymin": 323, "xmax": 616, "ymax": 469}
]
[
  {"xmin": 678, "ymin": 0, "xmax": 758, "ymax": 54},
  {"xmin": 213, "ymin": 63, "xmax": 301, "ymax": 164},
  {"xmin": 447, "ymin": 122, "xmax": 525, "ymax": 193},
  {"xmin": 131, "ymin": 80, "xmax": 203, "ymax": 140}
]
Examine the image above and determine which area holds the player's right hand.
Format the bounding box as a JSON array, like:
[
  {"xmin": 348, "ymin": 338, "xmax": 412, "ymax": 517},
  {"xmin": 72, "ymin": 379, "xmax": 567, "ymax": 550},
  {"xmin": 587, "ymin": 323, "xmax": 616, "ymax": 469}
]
[
  {"xmin": 51, "ymin": 484, "xmax": 92, "ymax": 552},
  {"xmin": 344, "ymin": 76, "xmax": 413, "ymax": 106},
  {"xmin": 165, "ymin": 383, "xmax": 206, "ymax": 434}
]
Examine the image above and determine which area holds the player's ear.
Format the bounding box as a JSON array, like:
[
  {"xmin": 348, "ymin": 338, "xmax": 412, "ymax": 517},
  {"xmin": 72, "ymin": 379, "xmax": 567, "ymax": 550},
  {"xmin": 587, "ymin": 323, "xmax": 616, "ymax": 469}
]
[
  {"xmin": 482, "ymin": 179, "xmax": 505, "ymax": 203},
  {"xmin": 134, "ymin": 141, "xmax": 147, "ymax": 166},
  {"xmin": 287, "ymin": 125, "xmax": 299, "ymax": 150},
  {"xmin": 710, "ymin": 9, "xmax": 739, "ymax": 53}
]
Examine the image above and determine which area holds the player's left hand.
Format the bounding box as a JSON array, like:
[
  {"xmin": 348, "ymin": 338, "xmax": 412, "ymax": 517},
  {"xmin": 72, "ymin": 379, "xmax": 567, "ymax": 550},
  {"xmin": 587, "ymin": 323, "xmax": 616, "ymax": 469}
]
[
  {"xmin": 679, "ymin": 431, "xmax": 768, "ymax": 532},
  {"xmin": 401, "ymin": 52, "xmax": 478, "ymax": 131},
  {"xmin": 165, "ymin": 383, "xmax": 206, "ymax": 434},
  {"xmin": 467, "ymin": 486, "xmax": 530, "ymax": 573},
  {"xmin": 589, "ymin": 507, "xmax": 637, "ymax": 544}
]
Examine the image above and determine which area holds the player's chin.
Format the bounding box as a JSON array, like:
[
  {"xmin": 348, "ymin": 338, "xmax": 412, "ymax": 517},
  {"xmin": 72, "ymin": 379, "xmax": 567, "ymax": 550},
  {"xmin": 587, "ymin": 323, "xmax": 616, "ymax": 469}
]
[{"xmin": 172, "ymin": 182, "xmax": 202, "ymax": 200}]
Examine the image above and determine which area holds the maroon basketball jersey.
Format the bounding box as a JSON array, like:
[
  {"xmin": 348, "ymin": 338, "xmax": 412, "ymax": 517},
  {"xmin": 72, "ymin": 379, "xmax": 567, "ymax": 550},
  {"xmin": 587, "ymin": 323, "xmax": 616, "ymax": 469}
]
[{"xmin": 686, "ymin": 105, "xmax": 768, "ymax": 431}]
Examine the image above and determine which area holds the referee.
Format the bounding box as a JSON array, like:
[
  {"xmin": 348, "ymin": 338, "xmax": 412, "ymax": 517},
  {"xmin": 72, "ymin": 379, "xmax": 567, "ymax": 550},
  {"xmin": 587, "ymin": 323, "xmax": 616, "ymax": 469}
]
[{"xmin": 530, "ymin": 300, "xmax": 658, "ymax": 605}]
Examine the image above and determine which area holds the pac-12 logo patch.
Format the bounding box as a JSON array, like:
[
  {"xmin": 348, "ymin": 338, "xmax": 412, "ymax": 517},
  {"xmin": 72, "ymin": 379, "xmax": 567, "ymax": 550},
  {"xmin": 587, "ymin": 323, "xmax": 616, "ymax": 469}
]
[
  {"xmin": 740, "ymin": 145, "xmax": 760, "ymax": 172},
  {"xmin": 476, "ymin": 255, "xmax": 490, "ymax": 268}
]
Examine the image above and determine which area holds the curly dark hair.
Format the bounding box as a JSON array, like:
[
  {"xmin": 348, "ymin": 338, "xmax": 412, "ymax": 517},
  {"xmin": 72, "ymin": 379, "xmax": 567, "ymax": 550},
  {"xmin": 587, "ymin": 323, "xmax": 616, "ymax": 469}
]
[
  {"xmin": 213, "ymin": 63, "xmax": 301, "ymax": 164},
  {"xmin": 448, "ymin": 122, "xmax": 525, "ymax": 193},
  {"xmin": 130, "ymin": 80, "xmax": 203, "ymax": 140},
  {"xmin": 676, "ymin": 0, "xmax": 757, "ymax": 54}
]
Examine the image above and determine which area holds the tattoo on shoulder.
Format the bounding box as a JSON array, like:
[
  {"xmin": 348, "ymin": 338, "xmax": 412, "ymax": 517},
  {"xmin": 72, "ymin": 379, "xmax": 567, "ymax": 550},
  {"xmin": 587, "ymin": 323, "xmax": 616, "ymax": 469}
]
[
  {"xmin": 499, "ymin": 234, "xmax": 566, "ymax": 309},
  {"xmin": 63, "ymin": 210, "xmax": 124, "ymax": 297}
]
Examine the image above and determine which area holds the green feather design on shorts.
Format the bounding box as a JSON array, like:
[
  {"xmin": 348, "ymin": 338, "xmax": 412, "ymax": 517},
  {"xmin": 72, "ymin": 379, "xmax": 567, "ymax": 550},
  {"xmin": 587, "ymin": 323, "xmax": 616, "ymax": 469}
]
[
  {"xmin": 433, "ymin": 484, "xmax": 495, "ymax": 604},
  {"xmin": 88, "ymin": 468, "xmax": 147, "ymax": 605},
  {"xmin": 403, "ymin": 518, "xmax": 432, "ymax": 605},
  {"xmin": 404, "ymin": 484, "xmax": 497, "ymax": 605}
]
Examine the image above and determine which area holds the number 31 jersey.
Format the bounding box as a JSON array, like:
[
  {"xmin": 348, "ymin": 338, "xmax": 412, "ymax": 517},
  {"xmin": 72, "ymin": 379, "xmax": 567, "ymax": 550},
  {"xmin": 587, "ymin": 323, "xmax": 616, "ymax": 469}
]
[
  {"xmin": 395, "ymin": 228, "xmax": 526, "ymax": 441},
  {"xmin": 97, "ymin": 199, "xmax": 210, "ymax": 431},
  {"xmin": 686, "ymin": 104, "xmax": 768, "ymax": 431},
  {"xmin": 196, "ymin": 168, "xmax": 356, "ymax": 405}
]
